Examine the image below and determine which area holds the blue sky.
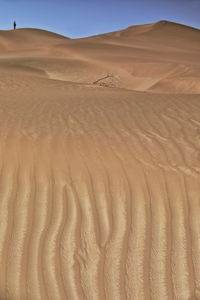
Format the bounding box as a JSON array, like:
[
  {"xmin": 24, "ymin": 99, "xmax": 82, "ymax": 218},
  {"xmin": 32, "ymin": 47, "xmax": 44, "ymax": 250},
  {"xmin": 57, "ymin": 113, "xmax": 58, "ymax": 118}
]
[{"xmin": 0, "ymin": 0, "xmax": 199, "ymax": 38}]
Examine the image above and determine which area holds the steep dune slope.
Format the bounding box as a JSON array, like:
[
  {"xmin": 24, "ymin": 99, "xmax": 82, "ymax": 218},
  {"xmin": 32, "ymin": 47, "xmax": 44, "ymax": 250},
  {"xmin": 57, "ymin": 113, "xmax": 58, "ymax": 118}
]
[
  {"xmin": 0, "ymin": 21, "xmax": 200, "ymax": 300},
  {"xmin": 71, "ymin": 21, "xmax": 200, "ymax": 92}
]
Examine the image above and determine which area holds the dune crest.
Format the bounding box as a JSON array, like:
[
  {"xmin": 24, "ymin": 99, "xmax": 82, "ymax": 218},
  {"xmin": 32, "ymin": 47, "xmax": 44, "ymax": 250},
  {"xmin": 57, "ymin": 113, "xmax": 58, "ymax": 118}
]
[{"xmin": 0, "ymin": 21, "xmax": 199, "ymax": 93}]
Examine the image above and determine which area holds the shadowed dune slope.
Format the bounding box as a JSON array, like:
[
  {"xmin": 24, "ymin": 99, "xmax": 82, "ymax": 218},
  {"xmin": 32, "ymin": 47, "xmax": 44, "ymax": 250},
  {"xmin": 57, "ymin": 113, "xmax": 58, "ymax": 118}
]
[{"xmin": 0, "ymin": 21, "xmax": 200, "ymax": 300}]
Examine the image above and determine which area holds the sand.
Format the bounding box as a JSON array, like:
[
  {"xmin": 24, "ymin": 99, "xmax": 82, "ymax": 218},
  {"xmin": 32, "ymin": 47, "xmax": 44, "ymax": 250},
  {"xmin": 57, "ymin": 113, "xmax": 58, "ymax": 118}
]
[{"xmin": 0, "ymin": 20, "xmax": 200, "ymax": 300}]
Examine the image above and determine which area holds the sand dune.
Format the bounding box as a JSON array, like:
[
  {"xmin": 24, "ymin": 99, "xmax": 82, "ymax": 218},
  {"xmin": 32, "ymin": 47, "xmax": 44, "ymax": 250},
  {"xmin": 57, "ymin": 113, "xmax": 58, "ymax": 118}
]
[{"xmin": 0, "ymin": 21, "xmax": 200, "ymax": 300}]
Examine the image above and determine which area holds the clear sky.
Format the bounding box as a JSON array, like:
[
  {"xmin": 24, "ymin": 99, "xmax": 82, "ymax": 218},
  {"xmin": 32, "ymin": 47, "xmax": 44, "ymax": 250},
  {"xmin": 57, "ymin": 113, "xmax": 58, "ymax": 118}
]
[{"xmin": 0, "ymin": 0, "xmax": 199, "ymax": 38}]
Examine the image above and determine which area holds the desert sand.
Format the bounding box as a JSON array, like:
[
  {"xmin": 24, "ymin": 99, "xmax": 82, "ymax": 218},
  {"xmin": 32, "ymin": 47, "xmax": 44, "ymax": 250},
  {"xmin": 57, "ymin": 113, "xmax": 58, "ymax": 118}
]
[{"xmin": 0, "ymin": 20, "xmax": 200, "ymax": 299}]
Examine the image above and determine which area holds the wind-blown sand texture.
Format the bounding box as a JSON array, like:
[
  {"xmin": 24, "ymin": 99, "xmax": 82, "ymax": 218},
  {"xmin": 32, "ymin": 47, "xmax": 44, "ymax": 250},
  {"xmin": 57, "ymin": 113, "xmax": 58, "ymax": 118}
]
[{"xmin": 0, "ymin": 20, "xmax": 200, "ymax": 300}]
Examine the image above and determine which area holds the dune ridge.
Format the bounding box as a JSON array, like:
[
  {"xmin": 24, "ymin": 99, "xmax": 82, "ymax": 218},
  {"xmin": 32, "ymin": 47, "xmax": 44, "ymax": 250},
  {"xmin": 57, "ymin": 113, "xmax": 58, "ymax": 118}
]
[
  {"xmin": 0, "ymin": 21, "xmax": 200, "ymax": 299},
  {"xmin": 0, "ymin": 20, "xmax": 200, "ymax": 93}
]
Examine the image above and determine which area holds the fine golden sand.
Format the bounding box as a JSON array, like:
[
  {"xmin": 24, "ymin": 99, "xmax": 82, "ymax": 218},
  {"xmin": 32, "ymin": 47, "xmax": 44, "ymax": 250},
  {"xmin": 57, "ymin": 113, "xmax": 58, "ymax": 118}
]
[{"xmin": 0, "ymin": 21, "xmax": 200, "ymax": 300}]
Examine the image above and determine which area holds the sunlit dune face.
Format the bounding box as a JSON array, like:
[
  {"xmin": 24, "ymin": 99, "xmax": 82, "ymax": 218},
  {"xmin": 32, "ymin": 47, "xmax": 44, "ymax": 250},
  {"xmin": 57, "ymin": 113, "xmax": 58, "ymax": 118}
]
[{"xmin": 0, "ymin": 21, "xmax": 200, "ymax": 300}]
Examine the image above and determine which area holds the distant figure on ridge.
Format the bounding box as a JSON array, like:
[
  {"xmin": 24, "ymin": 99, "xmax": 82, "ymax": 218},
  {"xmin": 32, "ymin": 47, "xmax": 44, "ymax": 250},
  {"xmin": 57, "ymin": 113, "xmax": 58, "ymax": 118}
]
[{"xmin": 13, "ymin": 21, "xmax": 16, "ymax": 30}]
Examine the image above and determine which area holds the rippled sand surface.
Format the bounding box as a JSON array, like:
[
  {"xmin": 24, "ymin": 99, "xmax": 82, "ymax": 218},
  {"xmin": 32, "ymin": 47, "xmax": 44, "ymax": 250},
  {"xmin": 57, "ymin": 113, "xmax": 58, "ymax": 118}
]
[{"xmin": 0, "ymin": 21, "xmax": 200, "ymax": 299}]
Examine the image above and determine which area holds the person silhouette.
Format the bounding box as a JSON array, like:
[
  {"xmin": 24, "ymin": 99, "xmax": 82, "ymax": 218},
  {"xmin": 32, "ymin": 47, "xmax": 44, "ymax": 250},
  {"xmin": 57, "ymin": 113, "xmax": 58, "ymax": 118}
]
[{"xmin": 13, "ymin": 21, "xmax": 16, "ymax": 30}]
